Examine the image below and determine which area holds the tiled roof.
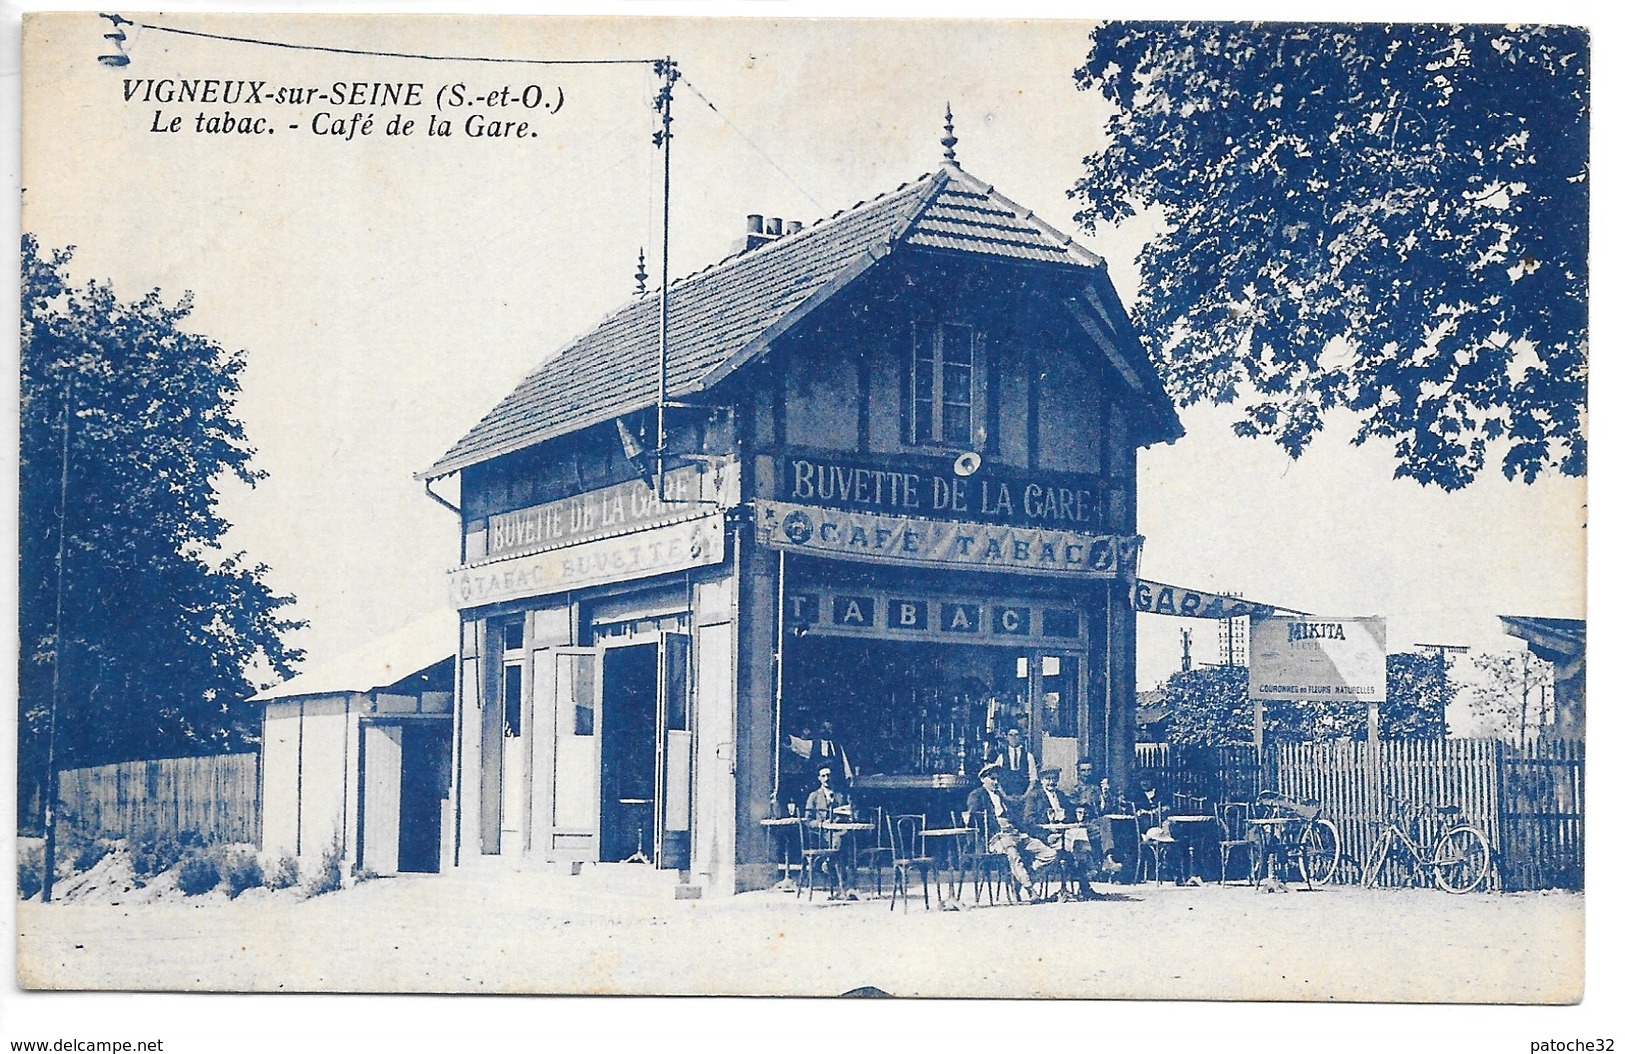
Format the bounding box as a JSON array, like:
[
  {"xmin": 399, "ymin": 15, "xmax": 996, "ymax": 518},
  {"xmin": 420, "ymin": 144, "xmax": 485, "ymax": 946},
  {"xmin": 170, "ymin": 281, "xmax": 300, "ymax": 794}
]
[{"xmin": 423, "ymin": 163, "xmax": 1167, "ymax": 479}]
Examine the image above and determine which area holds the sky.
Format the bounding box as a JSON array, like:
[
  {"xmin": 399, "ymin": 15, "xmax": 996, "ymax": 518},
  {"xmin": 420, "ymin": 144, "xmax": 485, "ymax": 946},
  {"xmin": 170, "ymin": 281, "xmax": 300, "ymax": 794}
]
[
  {"xmin": 3, "ymin": 1, "xmax": 1617, "ymax": 1050},
  {"xmin": 17, "ymin": 11, "xmax": 1590, "ymax": 727}
]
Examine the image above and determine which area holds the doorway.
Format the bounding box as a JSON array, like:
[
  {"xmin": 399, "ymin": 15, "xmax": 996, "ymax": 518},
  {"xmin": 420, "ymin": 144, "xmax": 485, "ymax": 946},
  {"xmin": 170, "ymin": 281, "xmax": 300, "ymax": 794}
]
[
  {"xmin": 399, "ymin": 721, "xmax": 451, "ymax": 872},
  {"xmin": 601, "ymin": 644, "xmax": 658, "ymax": 862}
]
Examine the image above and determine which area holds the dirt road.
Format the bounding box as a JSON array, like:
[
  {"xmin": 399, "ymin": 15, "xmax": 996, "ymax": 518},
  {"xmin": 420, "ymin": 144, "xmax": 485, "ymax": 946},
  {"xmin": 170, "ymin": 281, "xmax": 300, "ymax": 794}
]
[{"xmin": 15, "ymin": 865, "xmax": 1582, "ymax": 1002}]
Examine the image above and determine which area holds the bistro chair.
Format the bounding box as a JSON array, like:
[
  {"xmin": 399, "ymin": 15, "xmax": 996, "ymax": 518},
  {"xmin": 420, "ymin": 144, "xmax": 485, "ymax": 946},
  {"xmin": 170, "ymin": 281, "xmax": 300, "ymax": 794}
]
[
  {"xmin": 966, "ymin": 811, "xmax": 1015, "ymax": 906},
  {"xmin": 1136, "ymin": 808, "xmax": 1174, "ymax": 885},
  {"xmin": 887, "ymin": 813, "xmax": 938, "ymax": 912},
  {"xmin": 853, "ymin": 805, "xmax": 893, "ymax": 897},
  {"xmin": 1215, "ymin": 800, "xmax": 1258, "ymax": 885},
  {"xmin": 796, "ymin": 817, "xmax": 842, "ymax": 900}
]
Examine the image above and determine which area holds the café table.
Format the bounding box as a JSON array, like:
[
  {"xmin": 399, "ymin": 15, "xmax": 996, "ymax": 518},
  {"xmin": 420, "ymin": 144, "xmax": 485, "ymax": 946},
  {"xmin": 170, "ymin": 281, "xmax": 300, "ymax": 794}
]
[
  {"xmin": 1040, "ymin": 822, "xmax": 1094, "ymax": 895},
  {"xmin": 809, "ymin": 819, "xmax": 876, "ymax": 899},
  {"xmin": 921, "ymin": 825, "xmax": 973, "ymax": 900},
  {"xmin": 1165, "ymin": 814, "xmax": 1220, "ymax": 882},
  {"xmin": 760, "ymin": 815, "xmax": 801, "ymax": 891}
]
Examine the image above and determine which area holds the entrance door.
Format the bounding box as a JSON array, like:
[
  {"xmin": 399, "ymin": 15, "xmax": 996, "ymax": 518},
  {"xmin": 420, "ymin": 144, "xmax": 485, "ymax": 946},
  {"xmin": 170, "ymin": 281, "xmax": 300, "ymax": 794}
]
[
  {"xmin": 399, "ymin": 720, "xmax": 451, "ymax": 873},
  {"xmin": 656, "ymin": 632, "xmax": 693, "ymax": 870},
  {"xmin": 550, "ymin": 648, "xmax": 602, "ymax": 861},
  {"xmin": 601, "ymin": 644, "xmax": 659, "ymax": 862}
]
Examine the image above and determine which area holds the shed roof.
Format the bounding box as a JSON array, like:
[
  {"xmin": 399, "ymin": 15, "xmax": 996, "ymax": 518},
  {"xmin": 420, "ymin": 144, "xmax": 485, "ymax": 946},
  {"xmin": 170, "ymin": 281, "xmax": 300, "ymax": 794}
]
[
  {"xmin": 1498, "ymin": 615, "xmax": 1586, "ymax": 662},
  {"xmin": 422, "ymin": 162, "xmax": 1179, "ymax": 479},
  {"xmin": 250, "ymin": 613, "xmax": 457, "ymax": 702}
]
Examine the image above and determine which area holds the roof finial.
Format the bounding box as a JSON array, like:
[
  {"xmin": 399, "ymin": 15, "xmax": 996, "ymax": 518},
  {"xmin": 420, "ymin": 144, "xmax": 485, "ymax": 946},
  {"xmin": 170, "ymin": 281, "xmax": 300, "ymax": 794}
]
[
  {"xmin": 635, "ymin": 248, "xmax": 648, "ymax": 296},
  {"xmin": 941, "ymin": 102, "xmax": 958, "ymax": 163}
]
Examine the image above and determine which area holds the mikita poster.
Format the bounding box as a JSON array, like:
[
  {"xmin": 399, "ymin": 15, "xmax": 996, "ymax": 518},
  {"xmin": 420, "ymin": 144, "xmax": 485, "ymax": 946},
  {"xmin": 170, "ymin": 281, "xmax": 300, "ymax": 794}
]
[{"xmin": 12, "ymin": 8, "xmax": 1595, "ymax": 1038}]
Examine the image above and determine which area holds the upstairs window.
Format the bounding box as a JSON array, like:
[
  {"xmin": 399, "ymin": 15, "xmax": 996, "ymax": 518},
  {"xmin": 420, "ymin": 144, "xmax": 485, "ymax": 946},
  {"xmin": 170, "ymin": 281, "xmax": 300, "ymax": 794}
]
[{"xmin": 908, "ymin": 321, "xmax": 979, "ymax": 447}]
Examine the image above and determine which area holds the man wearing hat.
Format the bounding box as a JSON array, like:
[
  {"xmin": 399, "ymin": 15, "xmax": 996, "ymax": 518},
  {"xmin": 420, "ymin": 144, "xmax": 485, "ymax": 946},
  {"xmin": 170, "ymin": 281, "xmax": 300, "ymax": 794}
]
[
  {"xmin": 966, "ymin": 762, "xmax": 1057, "ymax": 901},
  {"xmin": 1024, "ymin": 766, "xmax": 1105, "ymax": 897}
]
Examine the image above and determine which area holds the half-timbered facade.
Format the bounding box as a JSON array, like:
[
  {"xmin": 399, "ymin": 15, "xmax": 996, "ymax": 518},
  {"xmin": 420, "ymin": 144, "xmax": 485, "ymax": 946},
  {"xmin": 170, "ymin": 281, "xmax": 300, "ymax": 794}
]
[{"xmin": 421, "ymin": 156, "xmax": 1182, "ymax": 892}]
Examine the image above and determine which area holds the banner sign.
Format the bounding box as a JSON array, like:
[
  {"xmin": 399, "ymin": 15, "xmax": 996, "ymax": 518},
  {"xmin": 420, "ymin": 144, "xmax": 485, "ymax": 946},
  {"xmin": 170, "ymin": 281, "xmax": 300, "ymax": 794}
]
[
  {"xmin": 781, "ymin": 454, "xmax": 1103, "ymax": 531},
  {"xmin": 784, "ymin": 585, "xmax": 1083, "ymax": 646},
  {"xmin": 479, "ymin": 461, "xmax": 735, "ymax": 562},
  {"xmin": 1249, "ymin": 616, "xmax": 1387, "ymax": 702},
  {"xmin": 1132, "ymin": 579, "xmax": 1290, "ymax": 620},
  {"xmin": 757, "ymin": 500, "xmax": 1141, "ymax": 578},
  {"xmin": 450, "ymin": 514, "xmax": 725, "ymax": 609}
]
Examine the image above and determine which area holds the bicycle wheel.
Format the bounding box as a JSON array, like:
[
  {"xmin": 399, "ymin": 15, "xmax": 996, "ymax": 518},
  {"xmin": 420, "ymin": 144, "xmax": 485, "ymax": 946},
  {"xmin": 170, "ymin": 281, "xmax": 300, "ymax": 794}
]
[
  {"xmin": 1361, "ymin": 828, "xmax": 1393, "ymax": 888},
  {"xmin": 1431, "ymin": 825, "xmax": 1491, "ymax": 893},
  {"xmin": 1296, "ymin": 818, "xmax": 1341, "ymax": 888}
]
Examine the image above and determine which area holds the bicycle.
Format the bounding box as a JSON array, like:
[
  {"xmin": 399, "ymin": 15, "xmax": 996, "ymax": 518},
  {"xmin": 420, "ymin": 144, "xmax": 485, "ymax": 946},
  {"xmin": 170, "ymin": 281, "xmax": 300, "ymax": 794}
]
[
  {"xmin": 1360, "ymin": 800, "xmax": 1492, "ymax": 894},
  {"xmin": 1250, "ymin": 791, "xmax": 1342, "ymax": 889}
]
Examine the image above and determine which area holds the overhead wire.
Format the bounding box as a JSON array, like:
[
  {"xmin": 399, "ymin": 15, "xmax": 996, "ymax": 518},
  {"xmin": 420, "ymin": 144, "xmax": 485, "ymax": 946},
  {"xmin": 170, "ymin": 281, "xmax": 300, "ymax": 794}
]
[{"xmin": 677, "ymin": 75, "xmax": 828, "ymax": 215}]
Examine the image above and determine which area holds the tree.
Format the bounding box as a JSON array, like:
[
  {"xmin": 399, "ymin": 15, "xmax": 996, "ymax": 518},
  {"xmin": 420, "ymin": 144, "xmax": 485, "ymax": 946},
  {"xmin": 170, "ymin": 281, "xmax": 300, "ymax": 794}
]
[
  {"xmin": 1153, "ymin": 652, "xmax": 1450, "ymax": 747},
  {"xmin": 1467, "ymin": 649, "xmax": 1554, "ymax": 743},
  {"xmin": 1073, "ymin": 23, "xmax": 1587, "ymax": 489},
  {"xmin": 18, "ymin": 235, "xmax": 305, "ymax": 827}
]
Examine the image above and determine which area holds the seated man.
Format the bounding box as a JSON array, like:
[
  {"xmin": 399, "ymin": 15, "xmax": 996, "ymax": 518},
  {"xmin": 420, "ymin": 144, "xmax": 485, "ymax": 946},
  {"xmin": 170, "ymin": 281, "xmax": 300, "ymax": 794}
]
[
  {"xmin": 803, "ymin": 763, "xmax": 856, "ymax": 897},
  {"xmin": 1023, "ymin": 767, "xmax": 1105, "ymax": 897},
  {"xmin": 966, "ymin": 762, "xmax": 1058, "ymax": 902}
]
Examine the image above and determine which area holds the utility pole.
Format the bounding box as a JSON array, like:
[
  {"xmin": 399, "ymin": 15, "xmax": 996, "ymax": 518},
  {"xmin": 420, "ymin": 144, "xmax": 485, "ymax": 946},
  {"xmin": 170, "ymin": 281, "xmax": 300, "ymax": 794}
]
[
  {"xmin": 1413, "ymin": 642, "xmax": 1469, "ymax": 738},
  {"xmin": 42, "ymin": 375, "xmax": 74, "ymax": 904}
]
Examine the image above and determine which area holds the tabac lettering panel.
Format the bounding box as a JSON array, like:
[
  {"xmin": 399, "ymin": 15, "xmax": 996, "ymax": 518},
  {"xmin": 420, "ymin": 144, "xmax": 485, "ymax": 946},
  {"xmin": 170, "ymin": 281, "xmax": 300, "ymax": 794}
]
[{"xmin": 785, "ymin": 586, "xmax": 1081, "ymax": 648}]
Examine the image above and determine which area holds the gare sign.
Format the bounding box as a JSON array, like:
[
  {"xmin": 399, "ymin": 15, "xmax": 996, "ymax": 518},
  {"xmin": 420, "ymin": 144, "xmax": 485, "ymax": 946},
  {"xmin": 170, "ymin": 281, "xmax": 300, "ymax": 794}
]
[
  {"xmin": 781, "ymin": 454, "xmax": 1103, "ymax": 531},
  {"xmin": 479, "ymin": 462, "xmax": 735, "ymax": 562}
]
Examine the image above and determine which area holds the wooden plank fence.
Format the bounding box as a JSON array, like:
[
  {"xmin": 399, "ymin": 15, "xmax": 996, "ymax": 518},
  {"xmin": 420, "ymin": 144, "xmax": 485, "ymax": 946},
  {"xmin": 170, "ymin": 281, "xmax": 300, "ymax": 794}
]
[
  {"xmin": 1135, "ymin": 737, "xmax": 1583, "ymax": 891},
  {"xmin": 56, "ymin": 753, "xmax": 261, "ymax": 845}
]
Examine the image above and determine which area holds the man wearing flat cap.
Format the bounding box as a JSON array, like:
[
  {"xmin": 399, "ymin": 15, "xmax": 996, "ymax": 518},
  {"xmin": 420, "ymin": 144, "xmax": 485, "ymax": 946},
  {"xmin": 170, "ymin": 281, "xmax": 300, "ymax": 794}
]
[
  {"xmin": 1024, "ymin": 766, "xmax": 1105, "ymax": 896},
  {"xmin": 966, "ymin": 762, "xmax": 1057, "ymax": 901}
]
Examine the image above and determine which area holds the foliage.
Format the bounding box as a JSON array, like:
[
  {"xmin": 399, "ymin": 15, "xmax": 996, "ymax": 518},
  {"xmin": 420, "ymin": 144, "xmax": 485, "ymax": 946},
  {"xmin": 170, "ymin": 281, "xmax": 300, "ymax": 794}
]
[
  {"xmin": 219, "ymin": 848, "xmax": 265, "ymax": 899},
  {"xmin": 305, "ymin": 832, "xmax": 347, "ymax": 897},
  {"xmin": 70, "ymin": 834, "xmax": 117, "ymax": 874},
  {"xmin": 266, "ymin": 854, "xmax": 300, "ymax": 891},
  {"xmin": 18, "ymin": 844, "xmax": 46, "ymax": 901},
  {"xmin": 1073, "ymin": 23, "xmax": 1588, "ymax": 489},
  {"xmin": 1468, "ymin": 649, "xmax": 1554, "ymax": 742},
  {"xmin": 130, "ymin": 829, "xmax": 201, "ymax": 879},
  {"xmin": 1152, "ymin": 653, "xmax": 1450, "ymax": 747},
  {"xmin": 18, "ymin": 235, "xmax": 305, "ymax": 825},
  {"xmin": 175, "ymin": 848, "xmax": 222, "ymax": 896}
]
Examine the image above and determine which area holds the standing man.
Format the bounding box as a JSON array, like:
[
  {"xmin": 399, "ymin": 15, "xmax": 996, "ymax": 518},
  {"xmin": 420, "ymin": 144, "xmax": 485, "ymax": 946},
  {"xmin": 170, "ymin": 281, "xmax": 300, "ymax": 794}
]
[
  {"xmin": 810, "ymin": 720, "xmax": 854, "ymax": 791},
  {"xmin": 966, "ymin": 763, "xmax": 1057, "ymax": 901},
  {"xmin": 990, "ymin": 726, "xmax": 1037, "ymax": 796}
]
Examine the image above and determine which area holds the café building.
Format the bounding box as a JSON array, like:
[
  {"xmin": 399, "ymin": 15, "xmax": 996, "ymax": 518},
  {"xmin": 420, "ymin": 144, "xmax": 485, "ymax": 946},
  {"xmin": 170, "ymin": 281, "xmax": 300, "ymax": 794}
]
[{"xmin": 420, "ymin": 145, "xmax": 1183, "ymax": 893}]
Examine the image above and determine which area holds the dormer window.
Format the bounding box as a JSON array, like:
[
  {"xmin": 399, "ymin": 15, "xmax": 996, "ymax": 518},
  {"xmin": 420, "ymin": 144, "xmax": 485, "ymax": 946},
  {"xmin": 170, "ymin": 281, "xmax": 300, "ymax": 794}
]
[{"xmin": 908, "ymin": 321, "xmax": 980, "ymax": 447}]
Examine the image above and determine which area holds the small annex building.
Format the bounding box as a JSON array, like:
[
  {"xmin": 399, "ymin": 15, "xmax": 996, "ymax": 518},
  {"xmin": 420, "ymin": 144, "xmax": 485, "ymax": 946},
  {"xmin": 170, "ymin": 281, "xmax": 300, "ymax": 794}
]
[
  {"xmin": 253, "ymin": 614, "xmax": 456, "ymax": 875},
  {"xmin": 1498, "ymin": 615, "xmax": 1586, "ymax": 738},
  {"xmin": 420, "ymin": 143, "xmax": 1183, "ymax": 893}
]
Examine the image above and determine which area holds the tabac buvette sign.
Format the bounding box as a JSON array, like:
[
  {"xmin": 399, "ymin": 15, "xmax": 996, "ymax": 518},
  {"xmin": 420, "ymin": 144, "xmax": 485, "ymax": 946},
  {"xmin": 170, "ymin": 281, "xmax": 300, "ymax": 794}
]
[{"xmin": 1249, "ymin": 615, "xmax": 1387, "ymax": 702}]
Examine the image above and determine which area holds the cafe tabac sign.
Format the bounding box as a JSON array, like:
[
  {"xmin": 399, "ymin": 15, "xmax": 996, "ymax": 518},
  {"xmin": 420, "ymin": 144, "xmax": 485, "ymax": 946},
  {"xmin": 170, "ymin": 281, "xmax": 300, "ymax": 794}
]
[
  {"xmin": 451, "ymin": 513, "xmax": 725, "ymax": 609},
  {"xmin": 757, "ymin": 500, "xmax": 1141, "ymax": 579},
  {"xmin": 779, "ymin": 454, "xmax": 1104, "ymax": 532}
]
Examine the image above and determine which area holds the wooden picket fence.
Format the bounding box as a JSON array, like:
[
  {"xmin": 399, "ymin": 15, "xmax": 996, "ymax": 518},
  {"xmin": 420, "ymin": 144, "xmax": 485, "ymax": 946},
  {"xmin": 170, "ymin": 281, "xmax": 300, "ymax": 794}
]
[
  {"xmin": 1136, "ymin": 737, "xmax": 1583, "ymax": 891},
  {"xmin": 56, "ymin": 753, "xmax": 261, "ymax": 845}
]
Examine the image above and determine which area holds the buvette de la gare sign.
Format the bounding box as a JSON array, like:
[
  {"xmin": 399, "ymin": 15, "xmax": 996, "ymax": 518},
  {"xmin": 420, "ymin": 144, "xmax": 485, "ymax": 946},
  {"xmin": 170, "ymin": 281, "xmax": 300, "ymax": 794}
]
[{"xmin": 780, "ymin": 454, "xmax": 1103, "ymax": 531}]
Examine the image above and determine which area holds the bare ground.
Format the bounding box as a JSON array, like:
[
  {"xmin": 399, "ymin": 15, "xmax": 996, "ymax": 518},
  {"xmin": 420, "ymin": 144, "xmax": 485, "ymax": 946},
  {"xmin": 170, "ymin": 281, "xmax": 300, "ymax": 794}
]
[{"xmin": 15, "ymin": 864, "xmax": 1582, "ymax": 1002}]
